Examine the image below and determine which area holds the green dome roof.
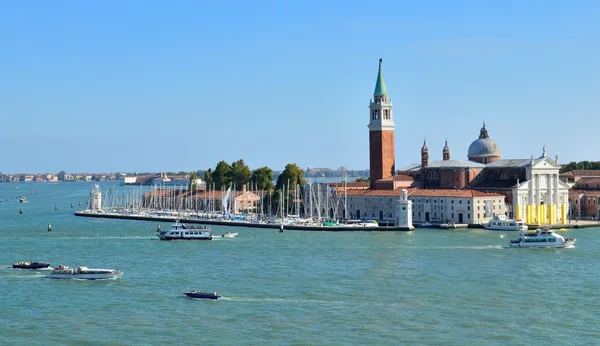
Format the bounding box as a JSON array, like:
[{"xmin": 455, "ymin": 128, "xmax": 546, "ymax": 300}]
[{"xmin": 374, "ymin": 59, "xmax": 387, "ymax": 95}]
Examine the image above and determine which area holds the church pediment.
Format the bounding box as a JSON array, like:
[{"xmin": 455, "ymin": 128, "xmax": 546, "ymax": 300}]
[{"xmin": 531, "ymin": 156, "xmax": 561, "ymax": 169}]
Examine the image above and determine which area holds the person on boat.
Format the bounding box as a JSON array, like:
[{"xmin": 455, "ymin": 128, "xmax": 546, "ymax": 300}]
[{"xmin": 213, "ymin": 290, "xmax": 217, "ymax": 296}]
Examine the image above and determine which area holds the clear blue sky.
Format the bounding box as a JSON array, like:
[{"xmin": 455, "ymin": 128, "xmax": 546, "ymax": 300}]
[{"xmin": 1, "ymin": 1, "xmax": 598, "ymax": 174}]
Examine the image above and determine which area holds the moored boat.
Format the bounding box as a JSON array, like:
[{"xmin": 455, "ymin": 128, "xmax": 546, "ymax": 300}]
[
  {"xmin": 157, "ymin": 220, "xmax": 212, "ymax": 240},
  {"xmin": 50, "ymin": 265, "xmax": 123, "ymax": 279},
  {"xmin": 12, "ymin": 261, "xmax": 50, "ymax": 269},
  {"xmin": 484, "ymin": 214, "xmax": 527, "ymax": 231},
  {"xmin": 184, "ymin": 290, "xmax": 221, "ymax": 299},
  {"xmin": 509, "ymin": 228, "xmax": 576, "ymax": 248},
  {"xmin": 221, "ymin": 232, "xmax": 238, "ymax": 238}
]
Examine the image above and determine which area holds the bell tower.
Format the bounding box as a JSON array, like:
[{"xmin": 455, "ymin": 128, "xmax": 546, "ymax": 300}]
[{"xmin": 368, "ymin": 59, "xmax": 395, "ymax": 189}]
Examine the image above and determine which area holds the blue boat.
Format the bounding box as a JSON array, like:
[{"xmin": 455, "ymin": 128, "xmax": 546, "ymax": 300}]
[{"xmin": 184, "ymin": 290, "xmax": 221, "ymax": 300}]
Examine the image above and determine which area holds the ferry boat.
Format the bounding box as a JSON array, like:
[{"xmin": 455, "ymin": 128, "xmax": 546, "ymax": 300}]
[
  {"xmin": 50, "ymin": 266, "xmax": 123, "ymax": 279},
  {"xmin": 156, "ymin": 220, "xmax": 212, "ymax": 240},
  {"xmin": 484, "ymin": 215, "xmax": 528, "ymax": 231},
  {"xmin": 12, "ymin": 261, "xmax": 50, "ymax": 269},
  {"xmin": 509, "ymin": 228, "xmax": 576, "ymax": 248},
  {"xmin": 184, "ymin": 290, "xmax": 222, "ymax": 300}
]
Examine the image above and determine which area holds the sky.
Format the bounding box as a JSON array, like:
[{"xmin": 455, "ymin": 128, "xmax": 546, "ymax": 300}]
[{"xmin": 1, "ymin": 1, "xmax": 599, "ymax": 174}]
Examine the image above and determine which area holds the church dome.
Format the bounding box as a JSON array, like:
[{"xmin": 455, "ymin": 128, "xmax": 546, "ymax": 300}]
[{"xmin": 467, "ymin": 123, "xmax": 500, "ymax": 161}]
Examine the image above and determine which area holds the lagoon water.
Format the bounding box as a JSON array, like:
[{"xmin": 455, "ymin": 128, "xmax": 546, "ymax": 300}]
[{"xmin": 1, "ymin": 182, "xmax": 599, "ymax": 345}]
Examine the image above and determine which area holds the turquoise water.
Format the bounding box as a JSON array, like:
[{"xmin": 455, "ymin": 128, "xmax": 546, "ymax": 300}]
[{"xmin": 1, "ymin": 182, "xmax": 599, "ymax": 345}]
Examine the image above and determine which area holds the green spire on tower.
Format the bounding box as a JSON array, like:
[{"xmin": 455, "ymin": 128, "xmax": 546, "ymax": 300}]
[{"xmin": 374, "ymin": 58, "xmax": 388, "ymax": 96}]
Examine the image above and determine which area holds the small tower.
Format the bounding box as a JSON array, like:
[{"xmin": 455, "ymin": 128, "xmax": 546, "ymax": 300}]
[
  {"xmin": 88, "ymin": 184, "xmax": 102, "ymax": 211},
  {"xmin": 421, "ymin": 139, "xmax": 429, "ymax": 168},
  {"xmin": 442, "ymin": 139, "xmax": 450, "ymax": 161},
  {"xmin": 395, "ymin": 189, "xmax": 414, "ymax": 230},
  {"xmin": 368, "ymin": 59, "xmax": 395, "ymax": 189}
]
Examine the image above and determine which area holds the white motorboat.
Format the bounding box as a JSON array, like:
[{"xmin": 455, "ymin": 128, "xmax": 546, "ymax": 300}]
[
  {"xmin": 418, "ymin": 222, "xmax": 434, "ymax": 228},
  {"xmin": 484, "ymin": 215, "xmax": 527, "ymax": 231},
  {"xmin": 345, "ymin": 220, "xmax": 379, "ymax": 228},
  {"xmin": 440, "ymin": 222, "xmax": 458, "ymax": 229},
  {"xmin": 509, "ymin": 228, "xmax": 576, "ymax": 248},
  {"xmin": 221, "ymin": 232, "xmax": 238, "ymax": 238},
  {"xmin": 156, "ymin": 220, "xmax": 212, "ymax": 240},
  {"xmin": 50, "ymin": 266, "xmax": 123, "ymax": 279}
]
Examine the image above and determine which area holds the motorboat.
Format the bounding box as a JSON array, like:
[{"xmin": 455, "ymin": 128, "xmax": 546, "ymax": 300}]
[
  {"xmin": 156, "ymin": 220, "xmax": 212, "ymax": 240},
  {"xmin": 19, "ymin": 197, "xmax": 27, "ymax": 203},
  {"xmin": 184, "ymin": 290, "xmax": 222, "ymax": 300},
  {"xmin": 440, "ymin": 222, "xmax": 458, "ymax": 229},
  {"xmin": 50, "ymin": 266, "xmax": 123, "ymax": 279},
  {"xmin": 418, "ymin": 222, "xmax": 434, "ymax": 228},
  {"xmin": 221, "ymin": 232, "xmax": 238, "ymax": 238},
  {"xmin": 509, "ymin": 228, "xmax": 576, "ymax": 248},
  {"xmin": 12, "ymin": 261, "xmax": 50, "ymax": 269},
  {"xmin": 345, "ymin": 220, "xmax": 379, "ymax": 228},
  {"xmin": 484, "ymin": 214, "xmax": 527, "ymax": 231}
]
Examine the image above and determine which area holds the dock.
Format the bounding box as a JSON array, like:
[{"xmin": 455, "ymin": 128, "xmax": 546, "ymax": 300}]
[{"xmin": 74, "ymin": 210, "xmax": 414, "ymax": 231}]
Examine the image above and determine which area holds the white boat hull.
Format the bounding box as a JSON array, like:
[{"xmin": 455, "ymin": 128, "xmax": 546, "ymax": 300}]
[
  {"xmin": 50, "ymin": 268, "xmax": 123, "ymax": 280},
  {"xmin": 509, "ymin": 239, "xmax": 575, "ymax": 248}
]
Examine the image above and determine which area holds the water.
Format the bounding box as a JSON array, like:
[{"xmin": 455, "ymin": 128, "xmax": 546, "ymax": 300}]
[{"xmin": 1, "ymin": 182, "xmax": 599, "ymax": 345}]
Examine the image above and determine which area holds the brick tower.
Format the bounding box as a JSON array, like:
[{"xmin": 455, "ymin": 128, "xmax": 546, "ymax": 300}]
[{"xmin": 368, "ymin": 59, "xmax": 395, "ymax": 189}]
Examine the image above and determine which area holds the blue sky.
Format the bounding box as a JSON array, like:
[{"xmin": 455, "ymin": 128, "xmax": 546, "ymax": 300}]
[{"xmin": 1, "ymin": 1, "xmax": 599, "ymax": 174}]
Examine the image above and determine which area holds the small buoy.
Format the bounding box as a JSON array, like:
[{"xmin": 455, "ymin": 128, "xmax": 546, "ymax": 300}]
[
  {"xmin": 19, "ymin": 208, "xmax": 23, "ymax": 214},
  {"xmin": 48, "ymin": 224, "xmax": 52, "ymax": 232}
]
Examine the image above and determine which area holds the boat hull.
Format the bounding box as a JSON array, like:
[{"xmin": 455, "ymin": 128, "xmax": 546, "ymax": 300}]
[
  {"xmin": 12, "ymin": 262, "xmax": 50, "ymax": 269},
  {"xmin": 509, "ymin": 240, "xmax": 576, "ymax": 248},
  {"xmin": 184, "ymin": 292, "xmax": 221, "ymax": 299},
  {"xmin": 50, "ymin": 268, "xmax": 123, "ymax": 280},
  {"xmin": 157, "ymin": 234, "xmax": 212, "ymax": 240}
]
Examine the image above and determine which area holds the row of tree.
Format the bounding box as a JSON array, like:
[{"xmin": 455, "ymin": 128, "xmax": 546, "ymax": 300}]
[
  {"xmin": 559, "ymin": 161, "xmax": 600, "ymax": 173},
  {"xmin": 201, "ymin": 159, "xmax": 307, "ymax": 192}
]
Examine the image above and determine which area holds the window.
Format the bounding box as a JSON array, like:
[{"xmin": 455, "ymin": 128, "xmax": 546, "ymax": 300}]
[
  {"xmin": 467, "ymin": 201, "xmax": 470, "ymax": 204},
  {"xmin": 459, "ymin": 200, "xmax": 462, "ymax": 204},
  {"xmin": 451, "ymin": 200, "xmax": 454, "ymax": 204},
  {"xmin": 402, "ymin": 207, "xmax": 406, "ymax": 210},
  {"xmin": 467, "ymin": 206, "xmax": 470, "ymax": 211},
  {"xmin": 441, "ymin": 213, "xmax": 444, "ymax": 218},
  {"xmin": 467, "ymin": 214, "xmax": 470, "ymax": 219},
  {"xmin": 428, "ymin": 171, "xmax": 439, "ymax": 179}
]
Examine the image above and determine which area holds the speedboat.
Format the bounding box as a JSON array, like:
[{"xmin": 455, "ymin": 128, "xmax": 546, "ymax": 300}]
[
  {"xmin": 484, "ymin": 215, "xmax": 527, "ymax": 231},
  {"xmin": 419, "ymin": 222, "xmax": 434, "ymax": 228},
  {"xmin": 345, "ymin": 220, "xmax": 379, "ymax": 228},
  {"xmin": 221, "ymin": 232, "xmax": 238, "ymax": 238},
  {"xmin": 156, "ymin": 220, "xmax": 212, "ymax": 240},
  {"xmin": 509, "ymin": 228, "xmax": 576, "ymax": 248},
  {"xmin": 12, "ymin": 261, "xmax": 50, "ymax": 269},
  {"xmin": 50, "ymin": 266, "xmax": 123, "ymax": 279},
  {"xmin": 440, "ymin": 222, "xmax": 458, "ymax": 229},
  {"xmin": 184, "ymin": 290, "xmax": 222, "ymax": 300}
]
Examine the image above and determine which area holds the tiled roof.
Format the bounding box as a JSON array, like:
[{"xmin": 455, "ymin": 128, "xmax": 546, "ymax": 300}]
[
  {"xmin": 485, "ymin": 159, "xmax": 532, "ymax": 167},
  {"xmin": 566, "ymin": 170, "xmax": 600, "ymax": 177},
  {"xmin": 425, "ymin": 160, "xmax": 485, "ymax": 168},
  {"xmin": 344, "ymin": 188, "xmax": 503, "ymax": 198},
  {"xmin": 397, "ymin": 164, "xmax": 421, "ymax": 172}
]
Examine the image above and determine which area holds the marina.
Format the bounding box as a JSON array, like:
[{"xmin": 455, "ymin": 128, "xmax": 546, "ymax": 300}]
[{"xmin": 0, "ymin": 182, "xmax": 597, "ymax": 345}]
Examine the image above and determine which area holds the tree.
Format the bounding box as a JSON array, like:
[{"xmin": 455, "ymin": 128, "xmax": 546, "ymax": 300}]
[
  {"xmin": 276, "ymin": 163, "xmax": 306, "ymax": 191},
  {"xmin": 189, "ymin": 172, "xmax": 198, "ymax": 190},
  {"xmin": 355, "ymin": 177, "xmax": 370, "ymax": 183},
  {"xmin": 58, "ymin": 171, "xmax": 66, "ymax": 181},
  {"xmin": 251, "ymin": 167, "xmax": 274, "ymax": 191},
  {"xmin": 231, "ymin": 159, "xmax": 251, "ymax": 190},
  {"xmin": 211, "ymin": 161, "xmax": 232, "ymax": 190},
  {"xmin": 205, "ymin": 168, "xmax": 213, "ymax": 187}
]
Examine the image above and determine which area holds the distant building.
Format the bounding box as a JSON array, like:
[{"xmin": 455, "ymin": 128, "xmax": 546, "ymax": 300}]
[{"xmin": 560, "ymin": 170, "xmax": 600, "ymax": 220}]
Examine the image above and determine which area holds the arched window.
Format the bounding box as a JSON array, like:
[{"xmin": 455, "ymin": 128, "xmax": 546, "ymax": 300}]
[
  {"xmin": 428, "ymin": 171, "xmax": 439, "ymax": 179},
  {"xmin": 500, "ymin": 173, "xmax": 508, "ymax": 179}
]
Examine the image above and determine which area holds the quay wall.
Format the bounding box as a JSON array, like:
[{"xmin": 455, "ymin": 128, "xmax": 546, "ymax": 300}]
[{"xmin": 74, "ymin": 211, "xmax": 414, "ymax": 231}]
